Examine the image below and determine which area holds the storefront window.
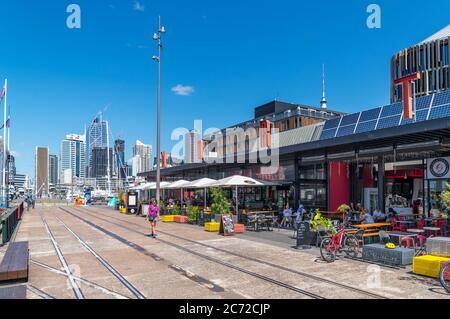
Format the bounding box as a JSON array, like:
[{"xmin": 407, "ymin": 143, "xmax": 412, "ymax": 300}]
[{"xmin": 428, "ymin": 179, "xmax": 448, "ymax": 214}]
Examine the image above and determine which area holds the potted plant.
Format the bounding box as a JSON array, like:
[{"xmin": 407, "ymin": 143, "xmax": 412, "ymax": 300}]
[
  {"xmin": 187, "ymin": 205, "xmax": 200, "ymax": 224},
  {"xmin": 172, "ymin": 203, "xmax": 181, "ymax": 216},
  {"xmin": 210, "ymin": 188, "xmax": 230, "ymax": 222}
]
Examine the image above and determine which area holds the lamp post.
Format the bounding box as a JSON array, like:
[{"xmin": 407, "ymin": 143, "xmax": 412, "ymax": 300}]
[{"xmin": 152, "ymin": 16, "xmax": 166, "ymax": 208}]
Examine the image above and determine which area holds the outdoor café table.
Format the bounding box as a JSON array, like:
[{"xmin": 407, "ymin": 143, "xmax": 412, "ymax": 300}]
[
  {"xmin": 423, "ymin": 227, "xmax": 441, "ymax": 237},
  {"xmin": 407, "ymin": 229, "xmax": 425, "ymax": 234},
  {"xmin": 353, "ymin": 223, "xmax": 391, "ymax": 230},
  {"xmin": 386, "ymin": 231, "xmax": 417, "ymax": 245}
]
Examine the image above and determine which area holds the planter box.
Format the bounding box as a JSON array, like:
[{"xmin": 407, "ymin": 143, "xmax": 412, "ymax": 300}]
[
  {"xmin": 120, "ymin": 208, "xmax": 127, "ymax": 214},
  {"xmin": 234, "ymin": 224, "xmax": 245, "ymax": 234},
  {"xmin": 204, "ymin": 222, "xmax": 220, "ymax": 232},
  {"xmin": 362, "ymin": 244, "xmax": 415, "ymax": 266},
  {"xmin": 413, "ymin": 255, "xmax": 450, "ymax": 278},
  {"xmin": 162, "ymin": 215, "xmax": 176, "ymax": 222},
  {"xmin": 426, "ymin": 237, "xmax": 450, "ymax": 258},
  {"xmin": 174, "ymin": 216, "xmax": 188, "ymax": 223}
]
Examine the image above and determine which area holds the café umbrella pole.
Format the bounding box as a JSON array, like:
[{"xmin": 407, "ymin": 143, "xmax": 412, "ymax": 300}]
[{"xmin": 235, "ymin": 185, "xmax": 239, "ymax": 223}]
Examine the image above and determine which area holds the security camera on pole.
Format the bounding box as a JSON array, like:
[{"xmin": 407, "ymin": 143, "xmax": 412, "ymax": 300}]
[{"xmin": 152, "ymin": 16, "xmax": 166, "ymax": 209}]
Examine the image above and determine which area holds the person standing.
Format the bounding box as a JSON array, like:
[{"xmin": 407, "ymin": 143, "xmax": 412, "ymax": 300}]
[{"xmin": 148, "ymin": 199, "xmax": 160, "ymax": 238}]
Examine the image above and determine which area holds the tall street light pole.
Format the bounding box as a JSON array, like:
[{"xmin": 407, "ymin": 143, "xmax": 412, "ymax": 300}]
[{"xmin": 152, "ymin": 16, "xmax": 165, "ymax": 208}]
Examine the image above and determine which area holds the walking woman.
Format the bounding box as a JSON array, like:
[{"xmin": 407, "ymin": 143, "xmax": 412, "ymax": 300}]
[{"xmin": 148, "ymin": 199, "xmax": 159, "ymax": 238}]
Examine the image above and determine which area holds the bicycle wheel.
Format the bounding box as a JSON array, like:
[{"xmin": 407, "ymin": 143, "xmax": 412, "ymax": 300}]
[
  {"xmin": 344, "ymin": 235, "xmax": 360, "ymax": 258},
  {"xmin": 440, "ymin": 261, "xmax": 450, "ymax": 293},
  {"xmin": 320, "ymin": 238, "xmax": 337, "ymax": 263}
]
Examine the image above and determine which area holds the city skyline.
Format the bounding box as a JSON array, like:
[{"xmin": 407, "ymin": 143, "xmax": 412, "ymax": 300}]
[{"xmin": 1, "ymin": 1, "xmax": 450, "ymax": 178}]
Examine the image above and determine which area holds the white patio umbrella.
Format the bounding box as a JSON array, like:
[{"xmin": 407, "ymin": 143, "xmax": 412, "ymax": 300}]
[
  {"xmin": 209, "ymin": 175, "xmax": 270, "ymax": 223},
  {"xmin": 167, "ymin": 180, "xmax": 191, "ymax": 204},
  {"xmin": 185, "ymin": 178, "xmax": 217, "ymax": 209}
]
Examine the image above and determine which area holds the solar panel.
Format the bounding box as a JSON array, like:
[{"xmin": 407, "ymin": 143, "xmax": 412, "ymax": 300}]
[
  {"xmin": 415, "ymin": 95, "xmax": 433, "ymax": 110},
  {"xmin": 432, "ymin": 91, "xmax": 450, "ymax": 107},
  {"xmin": 401, "ymin": 109, "xmax": 429, "ymax": 125},
  {"xmin": 339, "ymin": 113, "xmax": 360, "ymax": 126},
  {"xmin": 376, "ymin": 115, "xmax": 401, "ymax": 129},
  {"xmin": 359, "ymin": 108, "xmax": 381, "ymax": 122},
  {"xmin": 380, "ymin": 103, "xmax": 403, "ymax": 118},
  {"xmin": 336, "ymin": 125, "xmax": 356, "ymax": 137},
  {"xmin": 322, "ymin": 118, "xmax": 341, "ymax": 130},
  {"xmin": 429, "ymin": 104, "xmax": 450, "ymax": 120},
  {"xmin": 355, "ymin": 120, "xmax": 377, "ymax": 133},
  {"xmin": 320, "ymin": 129, "xmax": 337, "ymax": 139}
]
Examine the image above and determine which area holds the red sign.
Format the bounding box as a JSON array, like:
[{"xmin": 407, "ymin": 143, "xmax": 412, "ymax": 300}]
[{"xmin": 394, "ymin": 72, "xmax": 421, "ymax": 120}]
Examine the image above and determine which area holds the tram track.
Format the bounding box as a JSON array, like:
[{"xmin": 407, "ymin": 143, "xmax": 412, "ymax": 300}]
[
  {"xmin": 37, "ymin": 209, "xmax": 145, "ymax": 299},
  {"xmin": 73, "ymin": 206, "xmax": 390, "ymax": 300},
  {"xmin": 68, "ymin": 206, "xmax": 393, "ymax": 299},
  {"xmin": 60, "ymin": 207, "xmax": 326, "ymax": 299}
]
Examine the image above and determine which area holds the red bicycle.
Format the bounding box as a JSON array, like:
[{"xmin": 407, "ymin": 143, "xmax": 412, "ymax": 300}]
[
  {"xmin": 440, "ymin": 261, "xmax": 450, "ymax": 293},
  {"xmin": 320, "ymin": 224, "xmax": 360, "ymax": 263}
]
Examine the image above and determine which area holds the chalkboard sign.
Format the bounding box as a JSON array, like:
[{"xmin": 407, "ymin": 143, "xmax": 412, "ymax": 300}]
[
  {"xmin": 219, "ymin": 214, "xmax": 235, "ymax": 236},
  {"xmin": 296, "ymin": 222, "xmax": 312, "ymax": 249}
]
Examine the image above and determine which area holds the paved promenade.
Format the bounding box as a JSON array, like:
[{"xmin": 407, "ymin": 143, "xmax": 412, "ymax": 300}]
[{"xmin": 2, "ymin": 205, "xmax": 449, "ymax": 299}]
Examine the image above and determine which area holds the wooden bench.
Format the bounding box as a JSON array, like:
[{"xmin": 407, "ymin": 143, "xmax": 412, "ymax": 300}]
[{"xmin": 0, "ymin": 242, "xmax": 29, "ymax": 282}]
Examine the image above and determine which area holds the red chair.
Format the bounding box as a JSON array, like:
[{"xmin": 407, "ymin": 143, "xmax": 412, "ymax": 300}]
[
  {"xmin": 390, "ymin": 217, "xmax": 402, "ymax": 231},
  {"xmin": 432, "ymin": 219, "xmax": 446, "ymax": 236},
  {"xmin": 401, "ymin": 237, "xmax": 415, "ymax": 248},
  {"xmin": 416, "ymin": 219, "xmax": 425, "ymax": 229}
]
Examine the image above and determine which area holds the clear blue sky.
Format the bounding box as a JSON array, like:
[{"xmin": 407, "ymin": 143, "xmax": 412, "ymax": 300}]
[{"xmin": 0, "ymin": 0, "xmax": 449, "ymax": 177}]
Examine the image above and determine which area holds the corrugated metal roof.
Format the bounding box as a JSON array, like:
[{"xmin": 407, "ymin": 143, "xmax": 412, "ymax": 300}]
[
  {"xmin": 276, "ymin": 123, "xmax": 323, "ymax": 148},
  {"xmin": 419, "ymin": 24, "xmax": 450, "ymax": 44}
]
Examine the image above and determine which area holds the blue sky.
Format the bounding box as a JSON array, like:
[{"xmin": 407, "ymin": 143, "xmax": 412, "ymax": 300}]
[{"xmin": 0, "ymin": 0, "xmax": 449, "ymax": 177}]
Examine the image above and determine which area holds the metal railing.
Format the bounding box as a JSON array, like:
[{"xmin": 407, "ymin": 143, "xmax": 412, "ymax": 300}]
[{"xmin": 1, "ymin": 201, "xmax": 25, "ymax": 245}]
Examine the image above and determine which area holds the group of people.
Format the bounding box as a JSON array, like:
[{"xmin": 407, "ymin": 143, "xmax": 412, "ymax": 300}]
[
  {"xmin": 25, "ymin": 194, "xmax": 36, "ymax": 211},
  {"xmin": 342, "ymin": 202, "xmax": 387, "ymax": 227}
]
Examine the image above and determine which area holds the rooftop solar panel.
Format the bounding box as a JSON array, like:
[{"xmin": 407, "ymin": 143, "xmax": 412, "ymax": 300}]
[
  {"xmin": 376, "ymin": 115, "xmax": 401, "ymax": 129},
  {"xmin": 415, "ymin": 95, "xmax": 433, "ymax": 110},
  {"xmin": 429, "ymin": 104, "xmax": 450, "ymax": 120},
  {"xmin": 355, "ymin": 120, "xmax": 377, "ymax": 133},
  {"xmin": 400, "ymin": 109, "xmax": 430, "ymax": 125},
  {"xmin": 340, "ymin": 113, "xmax": 360, "ymax": 126},
  {"xmin": 380, "ymin": 103, "xmax": 403, "ymax": 118},
  {"xmin": 336, "ymin": 125, "xmax": 356, "ymax": 137},
  {"xmin": 322, "ymin": 118, "xmax": 341, "ymax": 130},
  {"xmin": 320, "ymin": 128, "xmax": 337, "ymax": 139},
  {"xmin": 432, "ymin": 91, "xmax": 450, "ymax": 107},
  {"xmin": 359, "ymin": 107, "xmax": 381, "ymax": 122}
]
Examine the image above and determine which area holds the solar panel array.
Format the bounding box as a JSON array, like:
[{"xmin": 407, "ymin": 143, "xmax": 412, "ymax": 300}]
[{"xmin": 320, "ymin": 91, "xmax": 450, "ymax": 140}]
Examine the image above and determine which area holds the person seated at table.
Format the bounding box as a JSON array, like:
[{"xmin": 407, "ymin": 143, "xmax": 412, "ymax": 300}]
[
  {"xmin": 281, "ymin": 205, "xmax": 293, "ymax": 228},
  {"xmin": 343, "ymin": 207, "xmax": 353, "ymax": 227},
  {"xmin": 356, "ymin": 203, "xmax": 364, "ymax": 213},
  {"xmin": 373, "ymin": 207, "xmax": 386, "ymax": 222},
  {"xmin": 387, "ymin": 207, "xmax": 398, "ymax": 220},
  {"xmin": 360, "ymin": 209, "xmax": 375, "ymax": 224},
  {"xmin": 350, "ymin": 202, "xmax": 356, "ymax": 212}
]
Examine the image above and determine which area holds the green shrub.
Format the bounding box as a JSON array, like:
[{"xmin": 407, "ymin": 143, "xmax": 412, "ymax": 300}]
[
  {"xmin": 187, "ymin": 205, "xmax": 200, "ymax": 222},
  {"xmin": 172, "ymin": 203, "xmax": 181, "ymax": 216},
  {"xmin": 210, "ymin": 188, "xmax": 230, "ymax": 220}
]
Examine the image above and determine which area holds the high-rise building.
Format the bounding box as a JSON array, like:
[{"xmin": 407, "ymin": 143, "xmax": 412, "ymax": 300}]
[
  {"xmin": 132, "ymin": 140, "xmax": 152, "ymax": 175},
  {"xmin": 48, "ymin": 154, "xmax": 58, "ymax": 186},
  {"xmin": 35, "ymin": 146, "xmax": 49, "ymax": 197},
  {"xmin": 86, "ymin": 115, "xmax": 108, "ymax": 177},
  {"xmin": 60, "ymin": 134, "xmax": 86, "ymax": 184},
  {"xmin": 185, "ymin": 130, "xmax": 203, "ymax": 164},
  {"xmin": 114, "ymin": 139, "xmax": 126, "ymax": 179},
  {"xmin": 7, "ymin": 154, "xmax": 16, "ymax": 185},
  {"xmin": 90, "ymin": 147, "xmax": 113, "ymax": 178},
  {"xmin": 391, "ymin": 24, "xmax": 450, "ymax": 103}
]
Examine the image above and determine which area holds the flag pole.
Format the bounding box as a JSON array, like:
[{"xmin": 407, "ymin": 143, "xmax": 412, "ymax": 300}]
[{"xmin": 2, "ymin": 79, "xmax": 7, "ymax": 208}]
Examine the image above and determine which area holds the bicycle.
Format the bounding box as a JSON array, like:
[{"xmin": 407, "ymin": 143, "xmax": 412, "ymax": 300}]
[
  {"xmin": 320, "ymin": 224, "xmax": 360, "ymax": 263},
  {"xmin": 440, "ymin": 261, "xmax": 450, "ymax": 293}
]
